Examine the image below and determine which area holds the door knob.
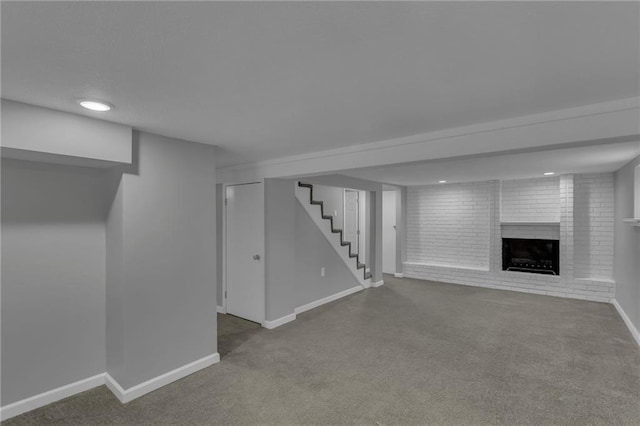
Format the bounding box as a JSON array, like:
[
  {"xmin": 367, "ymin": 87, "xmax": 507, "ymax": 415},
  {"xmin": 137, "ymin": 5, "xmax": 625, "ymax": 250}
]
[{"xmin": 253, "ymin": 254, "xmax": 261, "ymax": 260}]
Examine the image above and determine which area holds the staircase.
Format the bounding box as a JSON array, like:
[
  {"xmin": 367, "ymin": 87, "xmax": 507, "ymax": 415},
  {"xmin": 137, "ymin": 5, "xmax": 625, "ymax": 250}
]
[{"xmin": 296, "ymin": 182, "xmax": 372, "ymax": 288}]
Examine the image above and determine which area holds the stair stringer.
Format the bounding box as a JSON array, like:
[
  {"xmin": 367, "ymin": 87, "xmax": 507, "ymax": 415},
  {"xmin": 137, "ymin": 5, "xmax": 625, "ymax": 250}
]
[{"xmin": 295, "ymin": 185, "xmax": 371, "ymax": 289}]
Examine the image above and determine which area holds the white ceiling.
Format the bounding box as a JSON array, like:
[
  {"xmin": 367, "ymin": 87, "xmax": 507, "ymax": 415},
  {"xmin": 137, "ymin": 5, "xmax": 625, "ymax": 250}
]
[
  {"xmin": 2, "ymin": 2, "xmax": 639, "ymax": 168},
  {"xmin": 340, "ymin": 141, "xmax": 640, "ymax": 186}
]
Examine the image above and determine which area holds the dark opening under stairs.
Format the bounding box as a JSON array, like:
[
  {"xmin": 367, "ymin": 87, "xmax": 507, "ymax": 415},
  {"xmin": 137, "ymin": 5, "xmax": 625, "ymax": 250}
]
[{"xmin": 297, "ymin": 182, "xmax": 372, "ymax": 282}]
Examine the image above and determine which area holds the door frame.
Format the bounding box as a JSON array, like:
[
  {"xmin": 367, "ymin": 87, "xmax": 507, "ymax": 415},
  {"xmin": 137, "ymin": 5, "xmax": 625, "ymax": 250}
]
[
  {"xmin": 343, "ymin": 188, "xmax": 361, "ymax": 254},
  {"xmin": 382, "ymin": 189, "xmax": 397, "ymax": 274},
  {"xmin": 358, "ymin": 190, "xmax": 366, "ymax": 268},
  {"xmin": 222, "ymin": 180, "xmax": 265, "ymax": 325}
]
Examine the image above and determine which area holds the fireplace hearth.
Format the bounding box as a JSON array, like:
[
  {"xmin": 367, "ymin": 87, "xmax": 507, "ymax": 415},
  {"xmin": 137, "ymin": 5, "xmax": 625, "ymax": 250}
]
[{"xmin": 502, "ymin": 238, "xmax": 559, "ymax": 275}]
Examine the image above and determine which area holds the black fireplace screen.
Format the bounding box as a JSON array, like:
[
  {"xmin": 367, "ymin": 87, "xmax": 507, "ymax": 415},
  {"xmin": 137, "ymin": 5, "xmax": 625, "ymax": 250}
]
[{"xmin": 502, "ymin": 238, "xmax": 559, "ymax": 275}]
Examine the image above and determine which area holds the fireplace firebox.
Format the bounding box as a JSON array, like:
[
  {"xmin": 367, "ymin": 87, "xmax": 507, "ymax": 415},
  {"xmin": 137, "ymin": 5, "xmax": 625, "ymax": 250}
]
[{"xmin": 502, "ymin": 238, "xmax": 559, "ymax": 275}]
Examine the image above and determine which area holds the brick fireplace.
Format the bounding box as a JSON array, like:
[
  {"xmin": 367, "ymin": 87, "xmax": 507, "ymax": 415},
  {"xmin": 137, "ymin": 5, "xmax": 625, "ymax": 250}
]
[{"xmin": 404, "ymin": 174, "xmax": 615, "ymax": 302}]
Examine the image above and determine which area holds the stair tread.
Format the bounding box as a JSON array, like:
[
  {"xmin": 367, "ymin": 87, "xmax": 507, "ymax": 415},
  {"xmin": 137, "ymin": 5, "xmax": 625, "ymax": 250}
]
[
  {"xmin": 364, "ymin": 272, "xmax": 372, "ymax": 280},
  {"xmin": 357, "ymin": 263, "xmax": 365, "ymax": 269}
]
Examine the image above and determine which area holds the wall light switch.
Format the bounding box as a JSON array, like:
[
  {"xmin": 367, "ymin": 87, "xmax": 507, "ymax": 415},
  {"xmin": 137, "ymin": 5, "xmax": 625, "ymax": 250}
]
[{"xmin": 320, "ymin": 267, "xmax": 326, "ymax": 277}]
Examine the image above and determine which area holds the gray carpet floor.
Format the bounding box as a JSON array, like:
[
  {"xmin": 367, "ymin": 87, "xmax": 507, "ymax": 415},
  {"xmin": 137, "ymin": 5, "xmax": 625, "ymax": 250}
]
[{"xmin": 4, "ymin": 275, "xmax": 640, "ymax": 425}]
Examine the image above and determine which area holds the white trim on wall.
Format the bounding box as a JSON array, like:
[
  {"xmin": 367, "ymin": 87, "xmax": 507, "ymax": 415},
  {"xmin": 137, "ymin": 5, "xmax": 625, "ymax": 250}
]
[
  {"xmin": 216, "ymin": 305, "xmax": 226, "ymax": 314},
  {"xmin": 371, "ymin": 280, "xmax": 385, "ymax": 288},
  {"xmin": 263, "ymin": 285, "xmax": 364, "ymax": 330},
  {"xmin": 394, "ymin": 273, "xmax": 404, "ymax": 278},
  {"xmin": 612, "ymin": 299, "xmax": 640, "ymax": 347},
  {"xmin": 263, "ymin": 313, "xmax": 297, "ymax": 329},
  {"xmin": 0, "ymin": 373, "xmax": 106, "ymax": 421},
  {"xmin": 1, "ymin": 353, "xmax": 222, "ymax": 420},
  {"xmin": 294, "ymin": 285, "xmax": 363, "ymax": 315},
  {"xmin": 105, "ymin": 353, "xmax": 220, "ymax": 404}
]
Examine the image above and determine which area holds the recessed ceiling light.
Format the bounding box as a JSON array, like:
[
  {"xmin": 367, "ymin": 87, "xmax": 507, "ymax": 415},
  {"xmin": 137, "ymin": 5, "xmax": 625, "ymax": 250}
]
[
  {"xmin": 438, "ymin": 180, "xmax": 447, "ymax": 183},
  {"xmin": 543, "ymin": 172, "xmax": 555, "ymax": 176},
  {"xmin": 79, "ymin": 100, "xmax": 112, "ymax": 112}
]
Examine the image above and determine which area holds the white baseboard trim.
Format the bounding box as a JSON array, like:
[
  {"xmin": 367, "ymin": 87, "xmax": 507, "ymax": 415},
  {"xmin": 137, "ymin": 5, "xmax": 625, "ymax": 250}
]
[
  {"xmin": 262, "ymin": 286, "xmax": 365, "ymax": 330},
  {"xmin": 216, "ymin": 305, "xmax": 226, "ymax": 314},
  {"xmin": 295, "ymin": 285, "xmax": 363, "ymax": 315},
  {"xmin": 104, "ymin": 373, "xmax": 126, "ymax": 403},
  {"xmin": 371, "ymin": 280, "xmax": 384, "ymax": 288},
  {"xmin": 0, "ymin": 373, "xmax": 105, "ymax": 421},
  {"xmin": 612, "ymin": 299, "xmax": 640, "ymax": 347},
  {"xmin": 394, "ymin": 273, "xmax": 404, "ymax": 278},
  {"xmin": 105, "ymin": 353, "xmax": 220, "ymax": 403},
  {"xmin": 263, "ymin": 313, "xmax": 296, "ymax": 329}
]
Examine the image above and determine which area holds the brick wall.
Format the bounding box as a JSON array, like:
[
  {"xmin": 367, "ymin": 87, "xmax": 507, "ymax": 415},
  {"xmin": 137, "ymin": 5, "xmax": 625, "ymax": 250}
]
[
  {"xmin": 407, "ymin": 182, "xmax": 491, "ymax": 269},
  {"xmin": 573, "ymin": 173, "xmax": 614, "ymax": 280},
  {"xmin": 501, "ymin": 177, "xmax": 560, "ymax": 222},
  {"xmin": 404, "ymin": 174, "xmax": 615, "ymax": 302}
]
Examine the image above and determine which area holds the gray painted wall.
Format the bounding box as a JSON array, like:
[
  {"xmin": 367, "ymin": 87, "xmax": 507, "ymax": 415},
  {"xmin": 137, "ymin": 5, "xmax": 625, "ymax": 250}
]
[
  {"xmin": 262, "ymin": 179, "xmax": 360, "ymax": 321},
  {"xmin": 370, "ymin": 190, "xmax": 383, "ymax": 282},
  {"xmin": 294, "ymin": 201, "xmax": 361, "ymax": 307},
  {"xmin": 1, "ymin": 159, "xmax": 108, "ymax": 405},
  {"xmin": 313, "ymin": 184, "xmax": 344, "ymax": 226},
  {"xmin": 301, "ymin": 175, "xmax": 383, "ymax": 281},
  {"xmin": 304, "ymin": 182, "xmax": 371, "ymax": 266},
  {"xmin": 106, "ymin": 131, "xmax": 217, "ymax": 390},
  {"xmin": 105, "ymin": 170, "xmax": 125, "ymax": 383},
  {"xmin": 614, "ymin": 154, "xmax": 640, "ymax": 331},
  {"xmin": 264, "ymin": 179, "xmax": 297, "ymax": 320}
]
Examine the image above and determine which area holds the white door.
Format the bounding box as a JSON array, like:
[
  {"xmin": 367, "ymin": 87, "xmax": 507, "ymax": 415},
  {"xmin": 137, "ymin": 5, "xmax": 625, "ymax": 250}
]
[
  {"xmin": 226, "ymin": 183, "xmax": 264, "ymax": 323},
  {"xmin": 383, "ymin": 190, "xmax": 397, "ymax": 274},
  {"xmin": 358, "ymin": 191, "xmax": 367, "ymax": 265},
  {"xmin": 344, "ymin": 190, "xmax": 359, "ymax": 253}
]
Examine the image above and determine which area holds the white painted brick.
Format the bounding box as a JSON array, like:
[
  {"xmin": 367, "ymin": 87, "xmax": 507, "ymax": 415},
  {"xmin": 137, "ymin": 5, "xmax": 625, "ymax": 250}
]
[
  {"xmin": 500, "ymin": 177, "xmax": 560, "ymax": 223},
  {"xmin": 573, "ymin": 173, "xmax": 614, "ymax": 280},
  {"xmin": 407, "ymin": 182, "xmax": 491, "ymax": 269},
  {"xmin": 404, "ymin": 173, "xmax": 614, "ymax": 303}
]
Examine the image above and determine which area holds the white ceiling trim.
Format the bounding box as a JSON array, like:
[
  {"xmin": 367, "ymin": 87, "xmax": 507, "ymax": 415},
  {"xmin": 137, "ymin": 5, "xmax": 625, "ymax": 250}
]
[{"xmin": 217, "ymin": 97, "xmax": 640, "ymax": 183}]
